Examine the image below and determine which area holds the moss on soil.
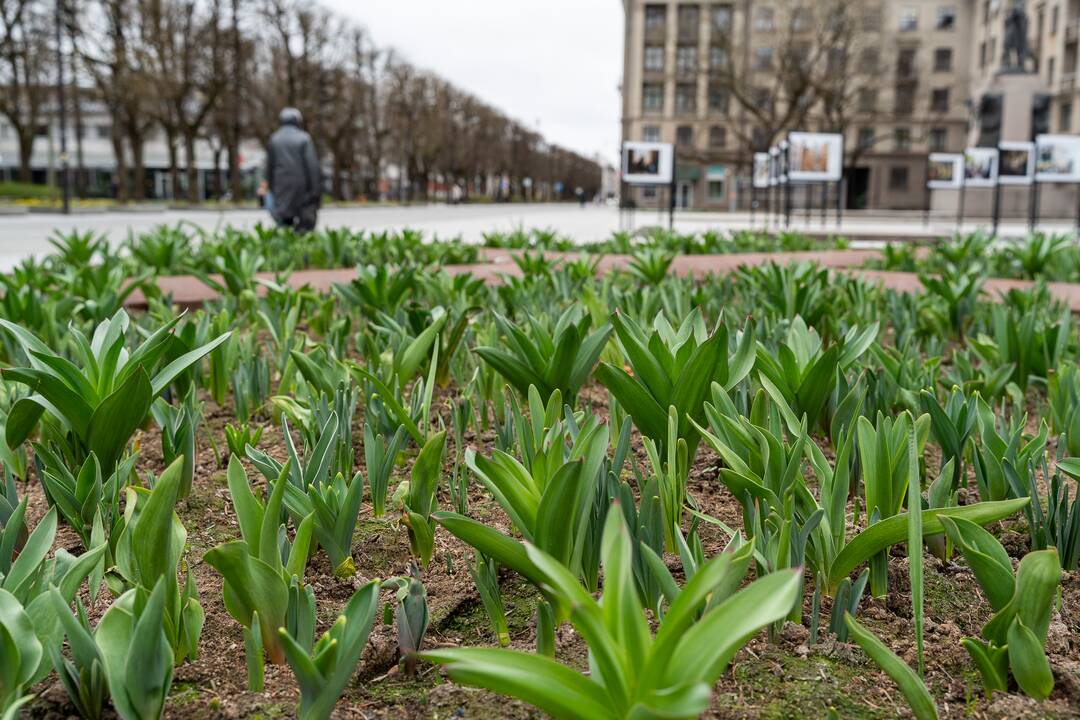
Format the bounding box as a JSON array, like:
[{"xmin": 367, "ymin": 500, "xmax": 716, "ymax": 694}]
[{"xmin": 726, "ymin": 651, "xmax": 889, "ymax": 719}]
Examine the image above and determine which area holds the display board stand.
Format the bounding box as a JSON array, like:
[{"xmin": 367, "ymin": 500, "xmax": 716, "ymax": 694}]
[
  {"xmin": 1028, "ymin": 180, "xmax": 1040, "ymax": 231},
  {"xmin": 669, "ymin": 157, "xmax": 676, "ymax": 232}
]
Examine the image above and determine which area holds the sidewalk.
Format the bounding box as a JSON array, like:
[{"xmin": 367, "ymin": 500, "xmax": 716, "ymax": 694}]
[{"xmin": 125, "ymin": 247, "xmax": 1080, "ymax": 312}]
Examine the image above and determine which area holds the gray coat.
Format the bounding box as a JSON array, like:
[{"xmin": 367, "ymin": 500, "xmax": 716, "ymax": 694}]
[{"xmin": 266, "ymin": 123, "xmax": 321, "ymax": 221}]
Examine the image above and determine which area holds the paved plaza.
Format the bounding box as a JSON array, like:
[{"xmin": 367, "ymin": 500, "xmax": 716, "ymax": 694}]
[{"xmin": 1, "ymin": 202, "xmax": 1077, "ymax": 272}]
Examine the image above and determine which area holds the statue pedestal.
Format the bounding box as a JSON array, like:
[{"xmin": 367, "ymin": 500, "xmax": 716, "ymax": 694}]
[{"xmin": 968, "ymin": 71, "xmax": 1045, "ymax": 145}]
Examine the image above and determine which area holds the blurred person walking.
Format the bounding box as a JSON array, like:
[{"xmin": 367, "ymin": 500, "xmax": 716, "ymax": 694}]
[{"xmin": 266, "ymin": 108, "xmax": 321, "ymax": 232}]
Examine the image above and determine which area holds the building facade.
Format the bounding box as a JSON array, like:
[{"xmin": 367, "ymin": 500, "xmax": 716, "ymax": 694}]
[{"xmin": 621, "ymin": 0, "xmax": 1079, "ymax": 212}]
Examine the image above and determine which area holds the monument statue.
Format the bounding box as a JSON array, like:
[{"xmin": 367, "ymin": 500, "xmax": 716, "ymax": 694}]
[{"xmin": 1002, "ymin": 0, "xmax": 1033, "ymax": 72}]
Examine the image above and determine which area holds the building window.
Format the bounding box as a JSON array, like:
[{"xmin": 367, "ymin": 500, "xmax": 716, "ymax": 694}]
[
  {"xmin": 979, "ymin": 42, "xmax": 987, "ymax": 68},
  {"xmin": 1051, "ymin": 5, "xmax": 1059, "ymax": 35},
  {"xmin": 1061, "ymin": 101, "xmax": 1073, "ymax": 131},
  {"xmin": 790, "ymin": 42, "xmax": 811, "ymax": 65},
  {"xmin": 676, "ymin": 84, "xmax": 697, "ymax": 113},
  {"xmin": 644, "ymin": 45, "xmax": 664, "ymax": 72},
  {"xmin": 678, "ymin": 4, "xmax": 700, "ymax": 36},
  {"xmin": 677, "ymin": 45, "xmax": 698, "ymax": 73},
  {"xmin": 827, "ymin": 48, "xmax": 846, "ymax": 73},
  {"xmin": 929, "ymin": 127, "xmax": 947, "ymax": 151},
  {"xmin": 931, "ymin": 87, "xmax": 950, "ymax": 112},
  {"xmin": 862, "ymin": 5, "xmax": 883, "ymax": 31},
  {"xmin": 708, "ymin": 85, "xmax": 729, "ymax": 112},
  {"xmin": 645, "ymin": 4, "xmax": 667, "ymax": 31},
  {"xmin": 752, "ymin": 127, "xmax": 769, "ymax": 149},
  {"xmin": 643, "ymin": 84, "xmax": 664, "ymax": 113},
  {"xmin": 895, "ymin": 86, "xmax": 916, "ymax": 114},
  {"xmin": 861, "ymin": 48, "xmax": 881, "ymax": 73},
  {"xmin": 936, "ymin": 6, "xmax": 956, "ymax": 30},
  {"xmin": 754, "ymin": 47, "xmax": 774, "ymax": 70},
  {"xmin": 889, "ymin": 166, "xmax": 910, "ymax": 190},
  {"xmin": 712, "ymin": 4, "xmax": 733, "ymax": 33},
  {"xmin": 707, "ymin": 178, "xmax": 726, "ymax": 199},
  {"xmin": 708, "ymin": 125, "xmax": 727, "ymax": 148},
  {"xmin": 793, "ymin": 6, "xmax": 813, "ymax": 31},
  {"xmin": 709, "ymin": 45, "xmax": 729, "ymax": 70},
  {"xmin": 676, "ymin": 125, "xmax": 694, "ymax": 146},
  {"xmin": 643, "ymin": 186, "xmax": 658, "ymax": 199},
  {"xmin": 898, "ymin": 48, "xmax": 917, "ymax": 77},
  {"xmin": 96, "ymin": 124, "xmax": 112, "ymax": 139},
  {"xmin": 934, "ymin": 47, "xmax": 953, "ymax": 72},
  {"xmin": 1049, "ymin": 57, "xmax": 1057, "ymax": 85},
  {"xmin": 857, "ymin": 127, "xmax": 875, "ymax": 150},
  {"xmin": 643, "ymin": 125, "xmax": 661, "ymax": 142},
  {"xmin": 752, "ymin": 86, "xmax": 772, "ymax": 111},
  {"xmin": 895, "ymin": 127, "xmax": 912, "ymax": 151},
  {"xmin": 899, "ymin": 6, "xmax": 918, "ymax": 32},
  {"xmin": 754, "ymin": 6, "xmax": 775, "ymax": 32}
]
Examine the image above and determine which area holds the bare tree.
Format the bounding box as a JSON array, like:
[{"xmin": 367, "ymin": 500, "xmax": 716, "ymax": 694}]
[
  {"xmin": 26, "ymin": 0, "xmax": 605, "ymax": 203},
  {"xmin": 0, "ymin": 0, "xmax": 52, "ymax": 182}
]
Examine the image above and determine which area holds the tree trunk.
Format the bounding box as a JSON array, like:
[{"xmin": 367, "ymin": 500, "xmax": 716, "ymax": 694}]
[
  {"xmin": 166, "ymin": 133, "xmax": 179, "ymax": 201},
  {"xmin": 185, "ymin": 132, "xmax": 198, "ymax": 202},
  {"xmin": 74, "ymin": 95, "xmax": 86, "ymax": 197},
  {"xmin": 229, "ymin": 0, "xmax": 243, "ymax": 201},
  {"xmin": 212, "ymin": 147, "xmax": 223, "ymax": 199},
  {"xmin": 130, "ymin": 133, "xmax": 146, "ymax": 201},
  {"xmin": 111, "ymin": 131, "xmax": 128, "ymax": 202},
  {"xmin": 331, "ymin": 153, "xmax": 344, "ymax": 200},
  {"xmin": 227, "ymin": 137, "xmax": 241, "ymax": 200},
  {"xmin": 17, "ymin": 130, "xmax": 34, "ymax": 183}
]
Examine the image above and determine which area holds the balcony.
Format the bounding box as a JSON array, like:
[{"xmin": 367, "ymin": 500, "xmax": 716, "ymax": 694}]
[
  {"xmin": 1066, "ymin": 21, "xmax": 1080, "ymax": 43},
  {"xmin": 1064, "ymin": 72, "xmax": 1077, "ymax": 90}
]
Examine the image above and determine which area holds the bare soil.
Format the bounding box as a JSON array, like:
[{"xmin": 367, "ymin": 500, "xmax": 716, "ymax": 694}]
[{"xmin": 18, "ymin": 380, "xmax": 1080, "ymax": 720}]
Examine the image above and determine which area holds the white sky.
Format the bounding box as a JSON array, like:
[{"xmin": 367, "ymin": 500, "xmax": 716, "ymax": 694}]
[{"xmin": 322, "ymin": 1, "xmax": 625, "ymax": 166}]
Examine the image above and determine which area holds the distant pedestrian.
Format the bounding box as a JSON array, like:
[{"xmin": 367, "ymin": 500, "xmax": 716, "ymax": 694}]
[
  {"xmin": 266, "ymin": 107, "xmax": 321, "ymax": 233},
  {"xmin": 575, "ymin": 186, "xmax": 586, "ymax": 208}
]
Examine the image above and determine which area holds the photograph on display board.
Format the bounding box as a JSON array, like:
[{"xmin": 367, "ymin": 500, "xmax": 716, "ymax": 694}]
[
  {"xmin": 927, "ymin": 154, "xmax": 962, "ymax": 189},
  {"xmin": 621, "ymin": 142, "xmax": 674, "ymax": 185},
  {"xmin": 753, "ymin": 153, "xmax": 771, "ymax": 188},
  {"xmin": 787, "ymin": 133, "xmax": 843, "ymax": 182},
  {"xmin": 1035, "ymin": 135, "xmax": 1080, "ymax": 182},
  {"xmin": 627, "ymin": 149, "xmax": 658, "ymax": 175},
  {"xmin": 998, "ymin": 142, "xmax": 1034, "ymax": 185},
  {"xmin": 963, "ymin": 148, "xmax": 998, "ymax": 187}
]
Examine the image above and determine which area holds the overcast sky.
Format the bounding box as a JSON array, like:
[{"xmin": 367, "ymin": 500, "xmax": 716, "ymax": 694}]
[{"xmin": 322, "ymin": 1, "xmax": 624, "ymax": 166}]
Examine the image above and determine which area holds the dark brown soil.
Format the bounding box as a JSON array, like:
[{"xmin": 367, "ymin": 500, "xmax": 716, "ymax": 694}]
[{"xmin": 18, "ymin": 379, "xmax": 1080, "ymax": 720}]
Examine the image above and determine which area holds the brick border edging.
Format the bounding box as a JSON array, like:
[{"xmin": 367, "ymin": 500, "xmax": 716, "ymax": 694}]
[{"xmin": 123, "ymin": 247, "xmax": 1080, "ymax": 312}]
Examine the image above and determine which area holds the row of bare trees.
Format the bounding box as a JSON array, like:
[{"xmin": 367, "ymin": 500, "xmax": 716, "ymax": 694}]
[{"xmin": 0, "ymin": 0, "xmax": 603, "ymax": 202}]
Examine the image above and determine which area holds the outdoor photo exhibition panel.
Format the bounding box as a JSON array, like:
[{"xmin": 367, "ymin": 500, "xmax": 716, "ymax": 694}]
[
  {"xmin": 998, "ymin": 142, "xmax": 1035, "ymax": 186},
  {"xmin": 949, "ymin": 148, "xmax": 999, "ymax": 233},
  {"xmin": 1032, "ymin": 135, "xmax": 1080, "ymax": 232},
  {"xmin": 621, "ymin": 141, "xmax": 675, "ymax": 230},
  {"xmin": 924, "ymin": 153, "xmax": 963, "ymax": 227},
  {"xmin": 767, "ymin": 132, "xmax": 844, "ymax": 228},
  {"xmin": 928, "ymin": 138, "xmax": 1080, "ymax": 234}
]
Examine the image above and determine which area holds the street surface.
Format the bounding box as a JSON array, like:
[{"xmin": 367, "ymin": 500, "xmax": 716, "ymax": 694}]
[{"xmin": 0, "ymin": 202, "xmax": 1074, "ymax": 271}]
